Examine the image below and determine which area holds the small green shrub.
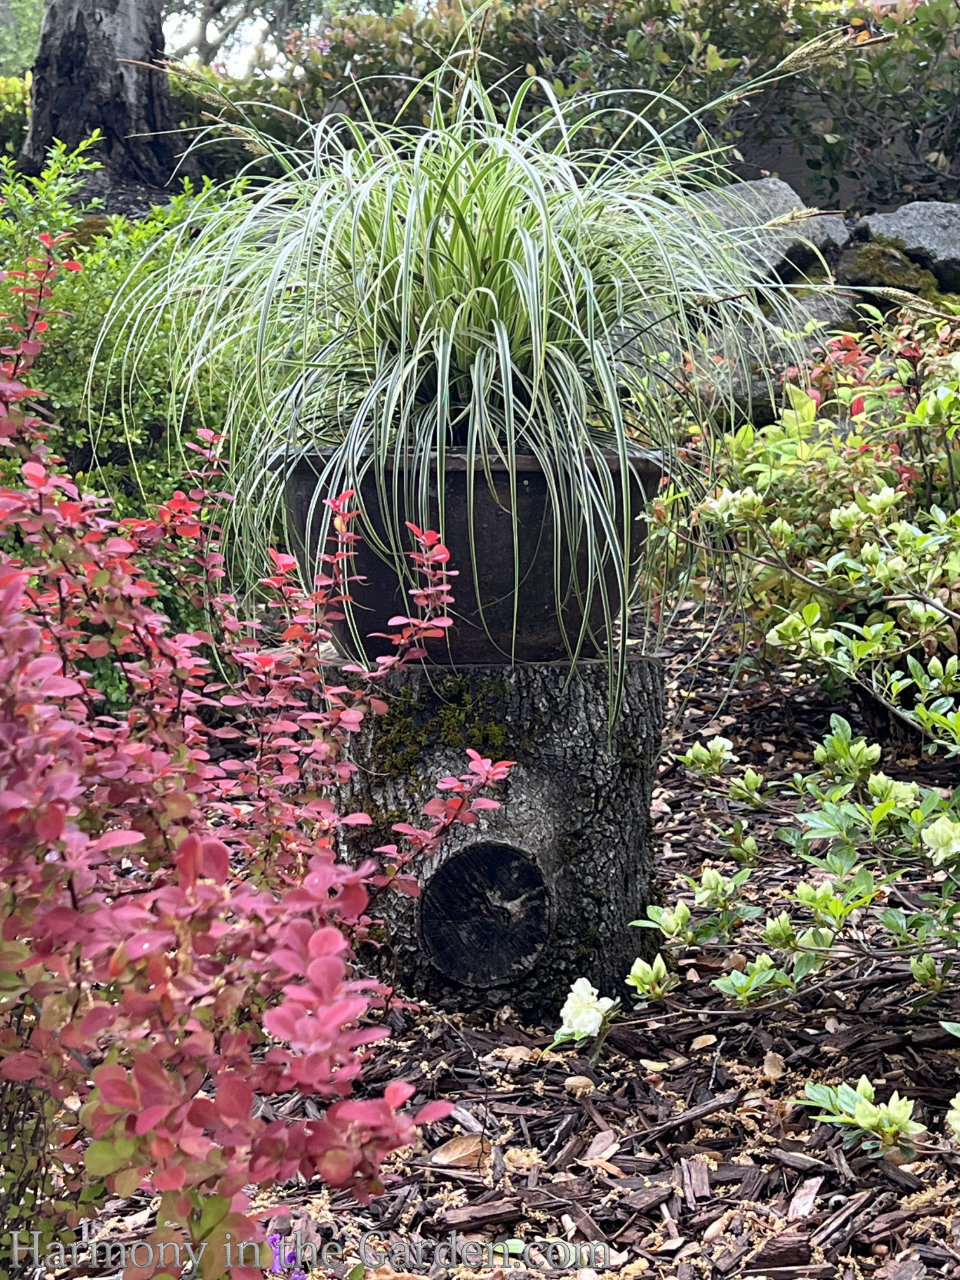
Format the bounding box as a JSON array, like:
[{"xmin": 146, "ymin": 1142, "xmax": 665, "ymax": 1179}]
[
  {"xmin": 0, "ymin": 139, "xmax": 231, "ymax": 509},
  {"xmin": 801, "ymin": 1077, "xmax": 927, "ymax": 1160},
  {"xmin": 695, "ymin": 299, "xmax": 960, "ymax": 752},
  {"xmin": 619, "ymin": 710, "xmax": 960, "ymax": 1148},
  {"xmin": 0, "ymin": 73, "xmax": 28, "ymax": 156},
  {"xmin": 626, "ymin": 953, "xmax": 678, "ymax": 1002},
  {"xmin": 628, "ymin": 714, "xmax": 960, "ymax": 1030}
]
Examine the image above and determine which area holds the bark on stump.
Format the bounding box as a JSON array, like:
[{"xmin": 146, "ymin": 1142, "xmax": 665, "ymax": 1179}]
[{"xmin": 344, "ymin": 655, "xmax": 663, "ymax": 1018}]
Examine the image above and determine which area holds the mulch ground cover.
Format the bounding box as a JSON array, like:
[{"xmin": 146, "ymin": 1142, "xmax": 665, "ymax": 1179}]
[{"xmin": 87, "ymin": 618, "xmax": 960, "ymax": 1280}]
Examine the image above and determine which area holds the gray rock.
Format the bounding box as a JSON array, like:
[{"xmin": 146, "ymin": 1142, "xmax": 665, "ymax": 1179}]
[
  {"xmin": 698, "ymin": 177, "xmax": 850, "ymax": 280},
  {"xmin": 713, "ymin": 288, "xmax": 862, "ymax": 427},
  {"xmin": 857, "ymin": 202, "xmax": 960, "ymax": 292},
  {"xmin": 835, "ymin": 240, "xmax": 939, "ymax": 296},
  {"xmin": 618, "ymin": 287, "xmax": 861, "ymax": 428}
]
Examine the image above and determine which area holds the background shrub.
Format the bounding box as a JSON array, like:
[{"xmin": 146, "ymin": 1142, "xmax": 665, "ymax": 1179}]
[
  {"xmin": 0, "ymin": 141, "xmax": 232, "ymax": 509},
  {"xmin": 0, "ymin": 74, "xmax": 28, "ymax": 156},
  {"xmin": 277, "ymin": 0, "xmax": 958, "ymax": 207},
  {"xmin": 0, "ymin": 2, "xmax": 957, "ymax": 206},
  {"xmin": 750, "ymin": 0, "xmax": 960, "ymax": 207},
  {"xmin": 695, "ymin": 300, "xmax": 960, "ymax": 751}
]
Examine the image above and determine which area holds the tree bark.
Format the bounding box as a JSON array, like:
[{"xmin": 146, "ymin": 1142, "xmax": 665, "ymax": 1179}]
[
  {"xmin": 344, "ymin": 656, "xmax": 664, "ymax": 1019},
  {"xmin": 20, "ymin": 0, "xmax": 185, "ymax": 185}
]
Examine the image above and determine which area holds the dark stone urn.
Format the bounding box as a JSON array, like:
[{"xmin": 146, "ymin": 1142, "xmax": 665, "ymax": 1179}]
[{"xmin": 283, "ymin": 450, "xmax": 662, "ymax": 664}]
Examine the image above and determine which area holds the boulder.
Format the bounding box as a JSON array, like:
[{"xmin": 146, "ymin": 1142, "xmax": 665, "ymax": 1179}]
[
  {"xmin": 836, "ymin": 240, "xmax": 940, "ymax": 298},
  {"xmin": 698, "ymin": 177, "xmax": 851, "ymax": 280},
  {"xmin": 857, "ymin": 202, "xmax": 960, "ymax": 293},
  {"xmin": 619, "ymin": 287, "xmax": 861, "ymax": 428},
  {"xmin": 711, "ymin": 289, "xmax": 862, "ymax": 427}
]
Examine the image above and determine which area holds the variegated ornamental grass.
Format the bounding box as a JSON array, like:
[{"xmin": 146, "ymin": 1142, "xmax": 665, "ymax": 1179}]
[{"xmin": 100, "ymin": 43, "xmax": 843, "ymax": 700}]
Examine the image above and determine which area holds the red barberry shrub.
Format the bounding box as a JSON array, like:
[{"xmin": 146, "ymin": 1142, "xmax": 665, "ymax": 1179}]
[{"xmin": 0, "ymin": 239, "xmax": 512, "ymax": 1276}]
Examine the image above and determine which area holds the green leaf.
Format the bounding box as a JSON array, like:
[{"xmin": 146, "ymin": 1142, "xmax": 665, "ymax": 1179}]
[
  {"xmin": 197, "ymin": 1194, "xmax": 231, "ymax": 1240},
  {"xmin": 705, "ymin": 43, "xmax": 724, "ymax": 72},
  {"xmin": 84, "ymin": 1138, "xmax": 136, "ymax": 1178},
  {"xmin": 734, "ymin": 423, "xmax": 755, "ymax": 449},
  {"xmin": 804, "ymin": 1083, "xmax": 836, "ymax": 1109},
  {"xmin": 784, "ymin": 383, "xmax": 819, "ymax": 424},
  {"xmin": 802, "ymin": 602, "xmax": 822, "ymax": 627},
  {"xmin": 836, "ymin": 1083, "xmax": 866, "ymax": 1114},
  {"xmin": 114, "ymin": 1167, "xmax": 142, "ymax": 1198}
]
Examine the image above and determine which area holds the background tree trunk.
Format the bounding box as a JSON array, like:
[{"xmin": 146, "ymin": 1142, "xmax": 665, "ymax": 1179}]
[
  {"xmin": 20, "ymin": 0, "xmax": 185, "ymax": 185},
  {"xmin": 344, "ymin": 656, "xmax": 664, "ymax": 1020}
]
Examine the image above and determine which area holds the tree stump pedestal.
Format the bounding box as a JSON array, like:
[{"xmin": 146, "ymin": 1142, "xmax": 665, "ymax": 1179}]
[{"xmin": 344, "ymin": 655, "xmax": 664, "ymax": 1019}]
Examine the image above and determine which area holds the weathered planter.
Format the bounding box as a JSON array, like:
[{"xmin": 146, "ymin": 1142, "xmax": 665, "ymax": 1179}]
[
  {"xmin": 341, "ymin": 656, "xmax": 664, "ymax": 1016},
  {"xmin": 283, "ymin": 450, "xmax": 662, "ymax": 664}
]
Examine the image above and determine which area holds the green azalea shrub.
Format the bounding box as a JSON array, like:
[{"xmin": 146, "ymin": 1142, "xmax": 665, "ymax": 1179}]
[{"xmin": 696, "ymin": 299, "xmax": 960, "ymax": 751}]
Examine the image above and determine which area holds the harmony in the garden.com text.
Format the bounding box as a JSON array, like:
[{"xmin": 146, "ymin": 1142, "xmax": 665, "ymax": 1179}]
[{"xmin": 11, "ymin": 1227, "xmax": 612, "ymax": 1273}]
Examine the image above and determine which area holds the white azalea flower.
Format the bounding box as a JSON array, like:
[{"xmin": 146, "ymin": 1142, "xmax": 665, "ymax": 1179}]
[
  {"xmin": 921, "ymin": 813, "xmax": 960, "ymax": 866},
  {"xmin": 558, "ymin": 978, "xmax": 615, "ymax": 1041},
  {"xmin": 701, "ymin": 487, "xmax": 738, "ymax": 520},
  {"xmin": 867, "ymin": 772, "xmax": 919, "ymax": 809}
]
